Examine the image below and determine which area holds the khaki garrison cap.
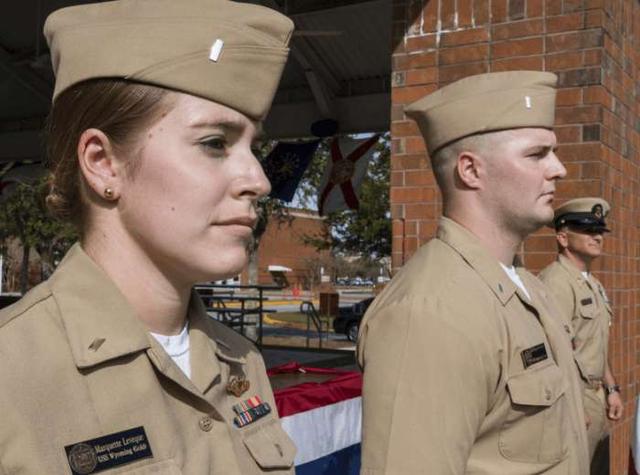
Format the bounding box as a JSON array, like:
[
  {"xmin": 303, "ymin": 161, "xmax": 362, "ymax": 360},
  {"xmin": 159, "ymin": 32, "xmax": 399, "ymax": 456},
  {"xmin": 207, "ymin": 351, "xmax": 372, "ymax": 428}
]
[
  {"xmin": 44, "ymin": 0, "xmax": 294, "ymax": 121},
  {"xmin": 405, "ymin": 71, "xmax": 558, "ymax": 155},
  {"xmin": 554, "ymin": 197, "xmax": 611, "ymax": 232}
]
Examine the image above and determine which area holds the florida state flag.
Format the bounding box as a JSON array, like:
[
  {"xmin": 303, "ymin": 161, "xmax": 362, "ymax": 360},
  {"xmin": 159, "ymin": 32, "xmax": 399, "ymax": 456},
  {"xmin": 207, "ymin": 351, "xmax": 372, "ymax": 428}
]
[{"xmin": 317, "ymin": 134, "xmax": 379, "ymax": 216}]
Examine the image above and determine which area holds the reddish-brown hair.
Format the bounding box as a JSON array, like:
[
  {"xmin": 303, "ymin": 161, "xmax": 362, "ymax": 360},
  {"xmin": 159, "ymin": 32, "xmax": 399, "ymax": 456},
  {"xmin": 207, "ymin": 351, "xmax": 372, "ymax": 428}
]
[{"xmin": 44, "ymin": 79, "xmax": 172, "ymax": 227}]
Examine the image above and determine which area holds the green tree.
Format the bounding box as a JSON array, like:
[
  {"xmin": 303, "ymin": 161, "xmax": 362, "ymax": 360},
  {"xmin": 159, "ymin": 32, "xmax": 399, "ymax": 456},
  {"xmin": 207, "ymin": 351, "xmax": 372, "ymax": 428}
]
[
  {"xmin": 300, "ymin": 133, "xmax": 391, "ymax": 261},
  {"xmin": 0, "ymin": 177, "xmax": 77, "ymax": 293},
  {"xmin": 247, "ymin": 134, "xmax": 391, "ymax": 284}
]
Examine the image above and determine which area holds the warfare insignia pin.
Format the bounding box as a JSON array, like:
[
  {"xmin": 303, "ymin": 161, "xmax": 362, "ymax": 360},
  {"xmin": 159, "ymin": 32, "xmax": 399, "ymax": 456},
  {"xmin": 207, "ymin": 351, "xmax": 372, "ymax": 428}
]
[
  {"xmin": 232, "ymin": 395, "xmax": 272, "ymax": 428},
  {"xmin": 226, "ymin": 376, "xmax": 250, "ymax": 397}
]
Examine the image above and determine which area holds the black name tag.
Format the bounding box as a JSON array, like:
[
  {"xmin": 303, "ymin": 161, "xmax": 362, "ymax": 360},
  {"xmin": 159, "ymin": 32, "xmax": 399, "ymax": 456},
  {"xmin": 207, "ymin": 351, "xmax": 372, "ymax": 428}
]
[
  {"xmin": 580, "ymin": 297, "xmax": 593, "ymax": 305},
  {"xmin": 521, "ymin": 343, "xmax": 548, "ymax": 369},
  {"xmin": 65, "ymin": 426, "xmax": 153, "ymax": 475}
]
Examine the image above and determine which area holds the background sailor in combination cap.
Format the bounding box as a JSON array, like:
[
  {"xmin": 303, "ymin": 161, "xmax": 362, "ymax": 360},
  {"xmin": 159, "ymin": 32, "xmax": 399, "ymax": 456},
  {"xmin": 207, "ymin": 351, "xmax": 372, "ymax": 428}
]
[
  {"xmin": 540, "ymin": 198, "xmax": 623, "ymax": 475},
  {"xmin": 0, "ymin": 1, "xmax": 296, "ymax": 474},
  {"xmin": 357, "ymin": 71, "xmax": 590, "ymax": 474}
]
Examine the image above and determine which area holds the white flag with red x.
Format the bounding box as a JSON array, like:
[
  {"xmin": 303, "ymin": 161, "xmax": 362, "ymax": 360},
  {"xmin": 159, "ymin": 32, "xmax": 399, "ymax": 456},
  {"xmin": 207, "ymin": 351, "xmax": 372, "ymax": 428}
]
[{"xmin": 317, "ymin": 134, "xmax": 380, "ymax": 216}]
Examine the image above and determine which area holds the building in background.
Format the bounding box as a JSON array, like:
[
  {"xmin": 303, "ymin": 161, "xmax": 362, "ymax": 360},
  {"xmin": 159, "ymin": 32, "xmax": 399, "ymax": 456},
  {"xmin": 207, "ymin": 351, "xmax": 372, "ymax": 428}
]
[{"xmin": 240, "ymin": 209, "xmax": 331, "ymax": 289}]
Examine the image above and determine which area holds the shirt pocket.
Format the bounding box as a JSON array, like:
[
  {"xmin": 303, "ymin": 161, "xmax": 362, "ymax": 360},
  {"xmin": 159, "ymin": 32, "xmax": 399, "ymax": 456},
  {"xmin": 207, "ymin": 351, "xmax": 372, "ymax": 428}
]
[
  {"xmin": 242, "ymin": 419, "xmax": 296, "ymax": 470},
  {"xmin": 499, "ymin": 362, "xmax": 569, "ymax": 464},
  {"xmin": 118, "ymin": 459, "xmax": 182, "ymax": 474}
]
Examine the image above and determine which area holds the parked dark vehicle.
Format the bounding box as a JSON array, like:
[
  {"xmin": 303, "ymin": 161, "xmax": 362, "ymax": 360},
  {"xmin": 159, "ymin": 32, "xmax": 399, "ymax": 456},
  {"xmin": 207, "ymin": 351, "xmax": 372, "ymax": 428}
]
[{"xmin": 333, "ymin": 297, "xmax": 374, "ymax": 342}]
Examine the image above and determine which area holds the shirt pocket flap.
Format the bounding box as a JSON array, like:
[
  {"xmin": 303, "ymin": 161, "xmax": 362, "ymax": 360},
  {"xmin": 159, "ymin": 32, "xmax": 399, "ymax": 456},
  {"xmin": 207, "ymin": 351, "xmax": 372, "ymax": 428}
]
[
  {"xmin": 507, "ymin": 364, "xmax": 565, "ymax": 407},
  {"xmin": 579, "ymin": 301, "xmax": 595, "ymax": 319},
  {"xmin": 243, "ymin": 420, "xmax": 296, "ymax": 469}
]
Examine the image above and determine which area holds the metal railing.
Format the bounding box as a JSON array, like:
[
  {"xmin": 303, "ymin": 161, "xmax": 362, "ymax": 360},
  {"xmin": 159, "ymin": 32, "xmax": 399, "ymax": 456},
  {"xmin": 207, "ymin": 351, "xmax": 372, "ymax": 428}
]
[
  {"xmin": 194, "ymin": 283, "xmax": 282, "ymax": 347},
  {"xmin": 300, "ymin": 300, "xmax": 329, "ymax": 349}
]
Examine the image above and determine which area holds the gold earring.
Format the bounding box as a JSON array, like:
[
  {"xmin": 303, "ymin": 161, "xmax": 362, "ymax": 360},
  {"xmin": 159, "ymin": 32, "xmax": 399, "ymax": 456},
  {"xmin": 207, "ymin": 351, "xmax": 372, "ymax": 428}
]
[{"xmin": 104, "ymin": 187, "xmax": 114, "ymax": 199}]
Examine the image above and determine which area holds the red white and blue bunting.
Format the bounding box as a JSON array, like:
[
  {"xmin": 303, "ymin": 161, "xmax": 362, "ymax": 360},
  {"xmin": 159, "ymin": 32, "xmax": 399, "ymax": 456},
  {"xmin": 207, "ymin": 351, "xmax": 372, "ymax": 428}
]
[{"xmin": 269, "ymin": 363, "xmax": 362, "ymax": 475}]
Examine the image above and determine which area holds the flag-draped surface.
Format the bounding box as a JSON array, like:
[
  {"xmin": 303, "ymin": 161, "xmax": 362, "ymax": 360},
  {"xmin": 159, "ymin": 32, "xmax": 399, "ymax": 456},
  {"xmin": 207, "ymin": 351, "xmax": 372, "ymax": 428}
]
[{"xmin": 269, "ymin": 363, "xmax": 362, "ymax": 475}]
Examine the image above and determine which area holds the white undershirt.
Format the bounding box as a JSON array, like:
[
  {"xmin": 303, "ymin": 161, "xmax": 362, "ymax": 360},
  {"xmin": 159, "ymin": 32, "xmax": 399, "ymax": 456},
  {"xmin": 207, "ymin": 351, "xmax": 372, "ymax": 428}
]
[
  {"xmin": 581, "ymin": 271, "xmax": 590, "ymax": 280},
  {"xmin": 500, "ymin": 263, "xmax": 531, "ymax": 300},
  {"xmin": 149, "ymin": 323, "xmax": 191, "ymax": 379}
]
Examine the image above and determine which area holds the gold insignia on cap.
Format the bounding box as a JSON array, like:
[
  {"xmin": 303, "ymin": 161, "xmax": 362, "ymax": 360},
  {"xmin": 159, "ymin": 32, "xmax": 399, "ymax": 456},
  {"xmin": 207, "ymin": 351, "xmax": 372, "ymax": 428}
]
[
  {"xmin": 553, "ymin": 197, "xmax": 611, "ymax": 222},
  {"xmin": 592, "ymin": 204, "xmax": 603, "ymax": 218},
  {"xmin": 226, "ymin": 376, "xmax": 250, "ymax": 397}
]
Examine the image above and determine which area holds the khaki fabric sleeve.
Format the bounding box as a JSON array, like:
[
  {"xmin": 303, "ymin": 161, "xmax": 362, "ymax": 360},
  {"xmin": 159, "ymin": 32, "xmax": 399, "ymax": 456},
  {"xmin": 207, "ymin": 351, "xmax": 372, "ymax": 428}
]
[
  {"xmin": 539, "ymin": 272, "xmax": 575, "ymax": 324},
  {"xmin": 358, "ymin": 296, "xmax": 501, "ymax": 474}
]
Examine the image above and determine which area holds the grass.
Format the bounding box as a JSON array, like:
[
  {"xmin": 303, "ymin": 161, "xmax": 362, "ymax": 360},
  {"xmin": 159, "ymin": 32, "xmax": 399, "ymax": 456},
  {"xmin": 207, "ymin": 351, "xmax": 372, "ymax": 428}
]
[{"xmin": 265, "ymin": 311, "xmax": 334, "ymax": 329}]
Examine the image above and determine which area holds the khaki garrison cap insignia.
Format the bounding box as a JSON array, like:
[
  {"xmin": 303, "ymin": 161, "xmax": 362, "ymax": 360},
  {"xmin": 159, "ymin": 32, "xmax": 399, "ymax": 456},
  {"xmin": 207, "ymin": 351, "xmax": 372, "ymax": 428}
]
[
  {"xmin": 553, "ymin": 197, "xmax": 611, "ymax": 232},
  {"xmin": 44, "ymin": 0, "xmax": 294, "ymax": 121},
  {"xmin": 405, "ymin": 71, "xmax": 558, "ymax": 155}
]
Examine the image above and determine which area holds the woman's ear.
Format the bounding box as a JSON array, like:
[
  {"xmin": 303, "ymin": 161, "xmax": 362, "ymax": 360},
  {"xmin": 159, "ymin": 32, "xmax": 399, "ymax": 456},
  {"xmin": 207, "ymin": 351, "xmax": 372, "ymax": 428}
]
[
  {"xmin": 456, "ymin": 151, "xmax": 483, "ymax": 190},
  {"xmin": 77, "ymin": 128, "xmax": 123, "ymax": 201}
]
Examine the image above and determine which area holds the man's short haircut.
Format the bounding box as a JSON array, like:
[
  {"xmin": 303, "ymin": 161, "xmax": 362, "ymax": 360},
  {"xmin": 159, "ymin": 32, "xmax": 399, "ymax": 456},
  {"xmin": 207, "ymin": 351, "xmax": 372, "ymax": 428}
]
[{"xmin": 430, "ymin": 132, "xmax": 493, "ymax": 194}]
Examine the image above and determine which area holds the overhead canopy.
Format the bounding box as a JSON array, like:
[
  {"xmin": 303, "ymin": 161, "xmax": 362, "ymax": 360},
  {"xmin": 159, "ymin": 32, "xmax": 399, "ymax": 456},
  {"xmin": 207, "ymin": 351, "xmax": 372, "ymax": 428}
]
[
  {"xmin": 268, "ymin": 265, "xmax": 293, "ymax": 272},
  {"xmin": 0, "ymin": 0, "xmax": 391, "ymax": 164}
]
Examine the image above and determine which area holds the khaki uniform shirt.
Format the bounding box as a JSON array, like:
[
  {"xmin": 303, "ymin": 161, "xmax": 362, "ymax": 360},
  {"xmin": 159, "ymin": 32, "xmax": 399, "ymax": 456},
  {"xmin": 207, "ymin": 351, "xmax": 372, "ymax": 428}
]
[
  {"xmin": 357, "ymin": 218, "xmax": 589, "ymax": 474},
  {"xmin": 539, "ymin": 255, "xmax": 612, "ymax": 383},
  {"xmin": 0, "ymin": 245, "xmax": 295, "ymax": 475}
]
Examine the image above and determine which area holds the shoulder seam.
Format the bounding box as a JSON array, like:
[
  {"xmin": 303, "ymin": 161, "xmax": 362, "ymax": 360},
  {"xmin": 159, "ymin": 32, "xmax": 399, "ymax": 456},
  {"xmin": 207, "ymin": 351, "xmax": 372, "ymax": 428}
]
[{"xmin": 0, "ymin": 291, "xmax": 52, "ymax": 330}]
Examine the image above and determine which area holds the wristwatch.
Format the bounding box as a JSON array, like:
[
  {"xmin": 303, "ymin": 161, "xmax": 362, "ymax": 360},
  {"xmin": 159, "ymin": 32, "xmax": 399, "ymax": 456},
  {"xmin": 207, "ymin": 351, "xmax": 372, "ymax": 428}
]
[{"xmin": 605, "ymin": 384, "xmax": 620, "ymax": 395}]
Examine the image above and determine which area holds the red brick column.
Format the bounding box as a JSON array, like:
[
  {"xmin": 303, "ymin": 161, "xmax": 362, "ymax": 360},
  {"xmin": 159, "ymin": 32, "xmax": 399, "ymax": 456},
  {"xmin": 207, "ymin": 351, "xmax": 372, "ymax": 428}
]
[{"xmin": 391, "ymin": 1, "xmax": 640, "ymax": 473}]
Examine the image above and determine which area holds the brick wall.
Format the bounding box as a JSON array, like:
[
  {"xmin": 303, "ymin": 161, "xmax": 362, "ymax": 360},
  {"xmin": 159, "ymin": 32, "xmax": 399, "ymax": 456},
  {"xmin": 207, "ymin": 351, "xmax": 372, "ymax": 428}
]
[
  {"xmin": 391, "ymin": 1, "xmax": 640, "ymax": 473},
  {"xmin": 242, "ymin": 210, "xmax": 330, "ymax": 287}
]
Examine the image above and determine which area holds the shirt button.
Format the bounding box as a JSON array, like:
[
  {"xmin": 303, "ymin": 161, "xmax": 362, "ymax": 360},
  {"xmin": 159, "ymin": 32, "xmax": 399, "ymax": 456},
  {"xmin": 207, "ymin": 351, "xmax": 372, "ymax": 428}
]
[
  {"xmin": 544, "ymin": 388, "xmax": 552, "ymax": 401},
  {"xmin": 199, "ymin": 416, "xmax": 213, "ymax": 432}
]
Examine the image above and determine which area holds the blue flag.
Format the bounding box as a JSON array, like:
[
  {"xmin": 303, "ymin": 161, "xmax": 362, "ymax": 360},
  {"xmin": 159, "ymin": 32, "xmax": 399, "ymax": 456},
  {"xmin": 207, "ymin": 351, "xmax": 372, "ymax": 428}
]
[{"xmin": 263, "ymin": 140, "xmax": 320, "ymax": 202}]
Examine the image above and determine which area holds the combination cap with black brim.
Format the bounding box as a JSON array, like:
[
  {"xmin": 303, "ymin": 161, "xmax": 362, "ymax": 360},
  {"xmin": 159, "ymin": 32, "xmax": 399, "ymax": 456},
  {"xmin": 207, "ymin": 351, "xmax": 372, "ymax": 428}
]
[
  {"xmin": 44, "ymin": 0, "xmax": 294, "ymax": 121},
  {"xmin": 405, "ymin": 71, "xmax": 558, "ymax": 156},
  {"xmin": 553, "ymin": 197, "xmax": 611, "ymax": 233}
]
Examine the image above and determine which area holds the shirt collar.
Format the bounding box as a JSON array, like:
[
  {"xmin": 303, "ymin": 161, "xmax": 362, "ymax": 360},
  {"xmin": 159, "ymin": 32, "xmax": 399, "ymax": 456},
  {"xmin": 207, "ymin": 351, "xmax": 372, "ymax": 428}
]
[
  {"xmin": 557, "ymin": 254, "xmax": 589, "ymax": 284},
  {"xmin": 49, "ymin": 243, "xmax": 151, "ymax": 369},
  {"xmin": 50, "ymin": 244, "xmax": 247, "ymax": 395},
  {"xmin": 436, "ymin": 217, "xmax": 518, "ymax": 306}
]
